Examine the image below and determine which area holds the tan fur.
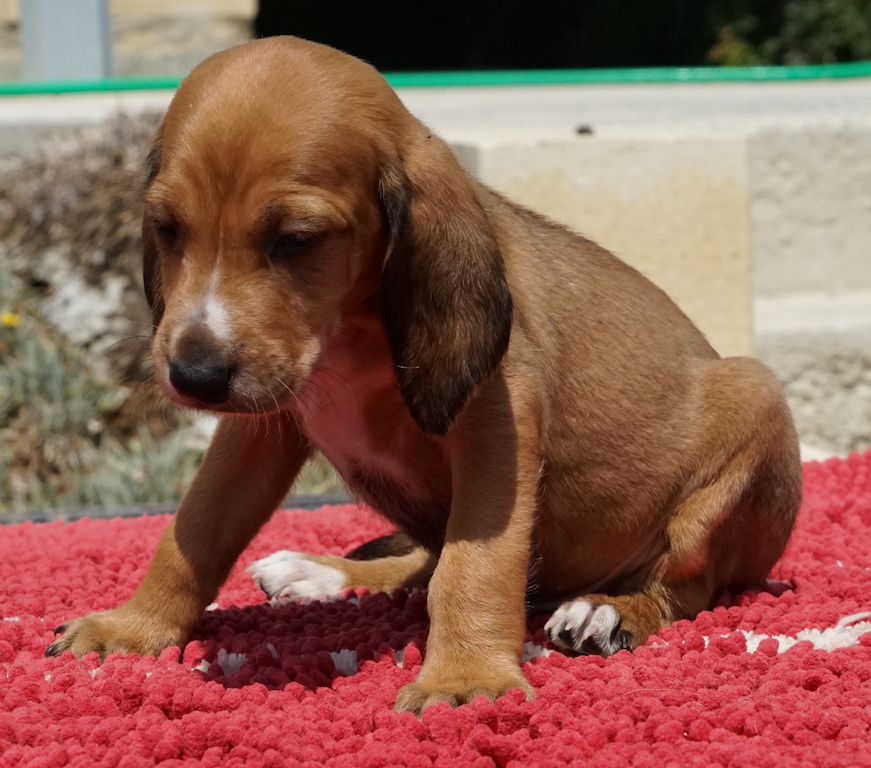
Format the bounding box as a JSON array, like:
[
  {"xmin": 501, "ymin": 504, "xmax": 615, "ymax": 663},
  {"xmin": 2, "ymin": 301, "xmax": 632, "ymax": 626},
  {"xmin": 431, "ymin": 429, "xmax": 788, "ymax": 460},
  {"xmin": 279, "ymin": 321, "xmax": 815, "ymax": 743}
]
[{"xmin": 50, "ymin": 37, "xmax": 802, "ymax": 715}]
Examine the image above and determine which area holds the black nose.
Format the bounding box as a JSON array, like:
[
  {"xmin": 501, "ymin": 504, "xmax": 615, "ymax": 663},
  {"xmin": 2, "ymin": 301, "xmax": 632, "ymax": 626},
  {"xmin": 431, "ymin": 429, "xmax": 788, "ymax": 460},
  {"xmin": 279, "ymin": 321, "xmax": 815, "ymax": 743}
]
[{"xmin": 169, "ymin": 356, "xmax": 234, "ymax": 404}]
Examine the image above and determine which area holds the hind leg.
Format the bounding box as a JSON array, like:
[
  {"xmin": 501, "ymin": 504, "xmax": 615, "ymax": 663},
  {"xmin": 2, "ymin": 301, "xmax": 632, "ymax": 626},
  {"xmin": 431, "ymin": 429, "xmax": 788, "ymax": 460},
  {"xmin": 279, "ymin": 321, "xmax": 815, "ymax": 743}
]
[
  {"xmin": 545, "ymin": 577, "xmax": 712, "ymax": 655},
  {"xmin": 249, "ymin": 533, "xmax": 436, "ymax": 603},
  {"xmin": 547, "ymin": 357, "xmax": 802, "ymax": 656}
]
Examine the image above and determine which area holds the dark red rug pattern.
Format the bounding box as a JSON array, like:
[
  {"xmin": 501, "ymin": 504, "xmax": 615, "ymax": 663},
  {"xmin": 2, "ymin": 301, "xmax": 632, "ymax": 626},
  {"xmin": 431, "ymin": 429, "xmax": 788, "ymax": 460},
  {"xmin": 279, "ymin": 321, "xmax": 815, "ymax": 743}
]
[{"xmin": 1, "ymin": 452, "xmax": 871, "ymax": 766}]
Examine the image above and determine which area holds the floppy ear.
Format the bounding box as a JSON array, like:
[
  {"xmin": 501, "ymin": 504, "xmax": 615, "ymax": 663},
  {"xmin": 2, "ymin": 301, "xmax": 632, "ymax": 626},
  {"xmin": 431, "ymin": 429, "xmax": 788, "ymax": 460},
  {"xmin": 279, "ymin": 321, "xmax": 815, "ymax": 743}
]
[
  {"xmin": 379, "ymin": 138, "xmax": 513, "ymax": 437},
  {"xmin": 142, "ymin": 140, "xmax": 165, "ymax": 328}
]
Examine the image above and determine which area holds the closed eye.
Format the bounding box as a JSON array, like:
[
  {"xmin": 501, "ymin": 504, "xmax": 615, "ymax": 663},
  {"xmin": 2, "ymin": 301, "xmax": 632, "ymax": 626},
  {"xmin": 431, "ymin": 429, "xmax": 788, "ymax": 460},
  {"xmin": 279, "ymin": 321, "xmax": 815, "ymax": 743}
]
[
  {"xmin": 154, "ymin": 221, "xmax": 180, "ymax": 245},
  {"xmin": 270, "ymin": 232, "xmax": 319, "ymax": 260},
  {"xmin": 147, "ymin": 209, "xmax": 182, "ymax": 249}
]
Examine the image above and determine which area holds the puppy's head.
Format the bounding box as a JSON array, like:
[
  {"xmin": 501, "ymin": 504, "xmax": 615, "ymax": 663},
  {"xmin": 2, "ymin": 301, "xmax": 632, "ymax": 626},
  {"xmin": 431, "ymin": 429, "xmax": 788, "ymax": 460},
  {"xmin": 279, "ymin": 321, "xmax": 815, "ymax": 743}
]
[{"xmin": 145, "ymin": 36, "xmax": 511, "ymax": 436}]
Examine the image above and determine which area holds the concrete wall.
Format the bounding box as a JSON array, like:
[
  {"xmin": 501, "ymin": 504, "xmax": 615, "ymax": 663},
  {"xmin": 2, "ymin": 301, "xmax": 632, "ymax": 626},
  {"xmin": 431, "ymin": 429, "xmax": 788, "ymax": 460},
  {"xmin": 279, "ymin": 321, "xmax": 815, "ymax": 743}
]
[
  {"xmin": 747, "ymin": 124, "xmax": 871, "ymax": 455},
  {"xmin": 467, "ymin": 135, "xmax": 753, "ymax": 358},
  {"xmin": 748, "ymin": 126, "xmax": 871, "ymax": 298}
]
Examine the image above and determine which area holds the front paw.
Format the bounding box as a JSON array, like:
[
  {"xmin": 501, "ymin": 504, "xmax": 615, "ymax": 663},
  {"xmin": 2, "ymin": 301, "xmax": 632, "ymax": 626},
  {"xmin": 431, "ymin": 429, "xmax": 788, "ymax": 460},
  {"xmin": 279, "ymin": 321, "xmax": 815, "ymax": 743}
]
[
  {"xmin": 394, "ymin": 667, "xmax": 533, "ymax": 715},
  {"xmin": 46, "ymin": 607, "xmax": 185, "ymax": 661},
  {"xmin": 247, "ymin": 550, "xmax": 347, "ymax": 604}
]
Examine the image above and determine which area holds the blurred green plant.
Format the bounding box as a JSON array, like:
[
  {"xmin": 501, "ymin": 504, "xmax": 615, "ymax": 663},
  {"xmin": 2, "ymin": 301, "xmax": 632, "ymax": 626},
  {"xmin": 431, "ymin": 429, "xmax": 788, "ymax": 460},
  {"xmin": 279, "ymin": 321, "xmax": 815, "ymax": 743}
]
[
  {"xmin": 77, "ymin": 427, "xmax": 202, "ymax": 508},
  {"xmin": 294, "ymin": 453, "xmax": 344, "ymax": 498},
  {"xmin": 0, "ymin": 262, "xmax": 194, "ymax": 511},
  {"xmin": 711, "ymin": 0, "xmax": 871, "ymax": 65},
  {"xmin": 1, "ymin": 264, "xmax": 345, "ymax": 513},
  {"xmin": 77, "ymin": 427, "xmax": 342, "ymax": 507}
]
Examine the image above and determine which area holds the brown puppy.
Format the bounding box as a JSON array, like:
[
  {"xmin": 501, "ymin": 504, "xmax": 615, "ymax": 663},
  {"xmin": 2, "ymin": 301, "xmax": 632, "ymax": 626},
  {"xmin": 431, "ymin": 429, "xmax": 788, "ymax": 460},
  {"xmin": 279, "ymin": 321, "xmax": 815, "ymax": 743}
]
[{"xmin": 49, "ymin": 36, "xmax": 802, "ymax": 714}]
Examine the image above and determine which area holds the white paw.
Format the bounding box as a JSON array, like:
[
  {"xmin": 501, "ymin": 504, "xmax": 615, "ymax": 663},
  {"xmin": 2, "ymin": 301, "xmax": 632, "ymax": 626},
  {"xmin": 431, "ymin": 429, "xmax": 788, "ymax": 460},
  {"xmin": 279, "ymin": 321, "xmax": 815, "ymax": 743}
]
[
  {"xmin": 247, "ymin": 550, "xmax": 347, "ymax": 604},
  {"xmin": 544, "ymin": 599, "xmax": 630, "ymax": 657}
]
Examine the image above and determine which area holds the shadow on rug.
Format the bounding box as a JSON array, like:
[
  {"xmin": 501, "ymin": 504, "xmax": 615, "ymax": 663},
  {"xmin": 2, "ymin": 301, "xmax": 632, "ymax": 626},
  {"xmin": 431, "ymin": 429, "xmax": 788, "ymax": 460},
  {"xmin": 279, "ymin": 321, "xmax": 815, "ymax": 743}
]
[{"xmin": 1, "ymin": 452, "xmax": 870, "ymax": 767}]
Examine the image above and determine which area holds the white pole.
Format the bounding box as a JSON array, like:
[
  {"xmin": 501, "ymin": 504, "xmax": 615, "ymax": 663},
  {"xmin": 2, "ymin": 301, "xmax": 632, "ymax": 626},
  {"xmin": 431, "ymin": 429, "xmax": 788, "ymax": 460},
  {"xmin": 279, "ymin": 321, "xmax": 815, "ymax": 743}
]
[{"xmin": 20, "ymin": 0, "xmax": 115, "ymax": 80}]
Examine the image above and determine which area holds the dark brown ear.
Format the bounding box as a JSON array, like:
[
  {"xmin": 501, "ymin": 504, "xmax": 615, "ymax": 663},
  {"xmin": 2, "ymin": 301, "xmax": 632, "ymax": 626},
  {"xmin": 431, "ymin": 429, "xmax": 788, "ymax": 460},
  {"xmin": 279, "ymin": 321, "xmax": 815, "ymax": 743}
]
[
  {"xmin": 379, "ymin": 139, "xmax": 513, "ymax": 437},
  {"xmin": 142, "ymin": 140, "xmax": 164, "ymax": 328}
]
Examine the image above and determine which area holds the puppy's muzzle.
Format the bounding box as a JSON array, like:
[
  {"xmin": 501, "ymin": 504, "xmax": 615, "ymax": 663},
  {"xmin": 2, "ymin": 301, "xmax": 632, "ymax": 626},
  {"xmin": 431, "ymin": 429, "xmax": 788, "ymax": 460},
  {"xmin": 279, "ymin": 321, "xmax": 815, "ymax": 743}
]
[{"xmin": 168, "ymin": 329, "xmax": 235, "ymax": 405}]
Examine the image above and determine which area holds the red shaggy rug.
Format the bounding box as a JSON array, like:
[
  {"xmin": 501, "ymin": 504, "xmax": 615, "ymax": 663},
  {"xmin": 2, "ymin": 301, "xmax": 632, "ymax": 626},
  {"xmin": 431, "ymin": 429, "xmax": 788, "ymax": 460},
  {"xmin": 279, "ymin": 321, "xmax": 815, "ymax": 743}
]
[{"xmin": 2, "ymin": 452, "xmax": 871, "ymax": 767}]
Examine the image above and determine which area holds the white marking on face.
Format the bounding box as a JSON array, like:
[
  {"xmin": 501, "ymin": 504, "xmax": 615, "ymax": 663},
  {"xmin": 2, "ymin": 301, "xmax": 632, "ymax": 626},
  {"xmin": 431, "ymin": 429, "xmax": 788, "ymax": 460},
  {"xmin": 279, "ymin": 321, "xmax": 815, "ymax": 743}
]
[{"xmin": 203, "ymin": 292, "xmax": 232, "ymax": 341}]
